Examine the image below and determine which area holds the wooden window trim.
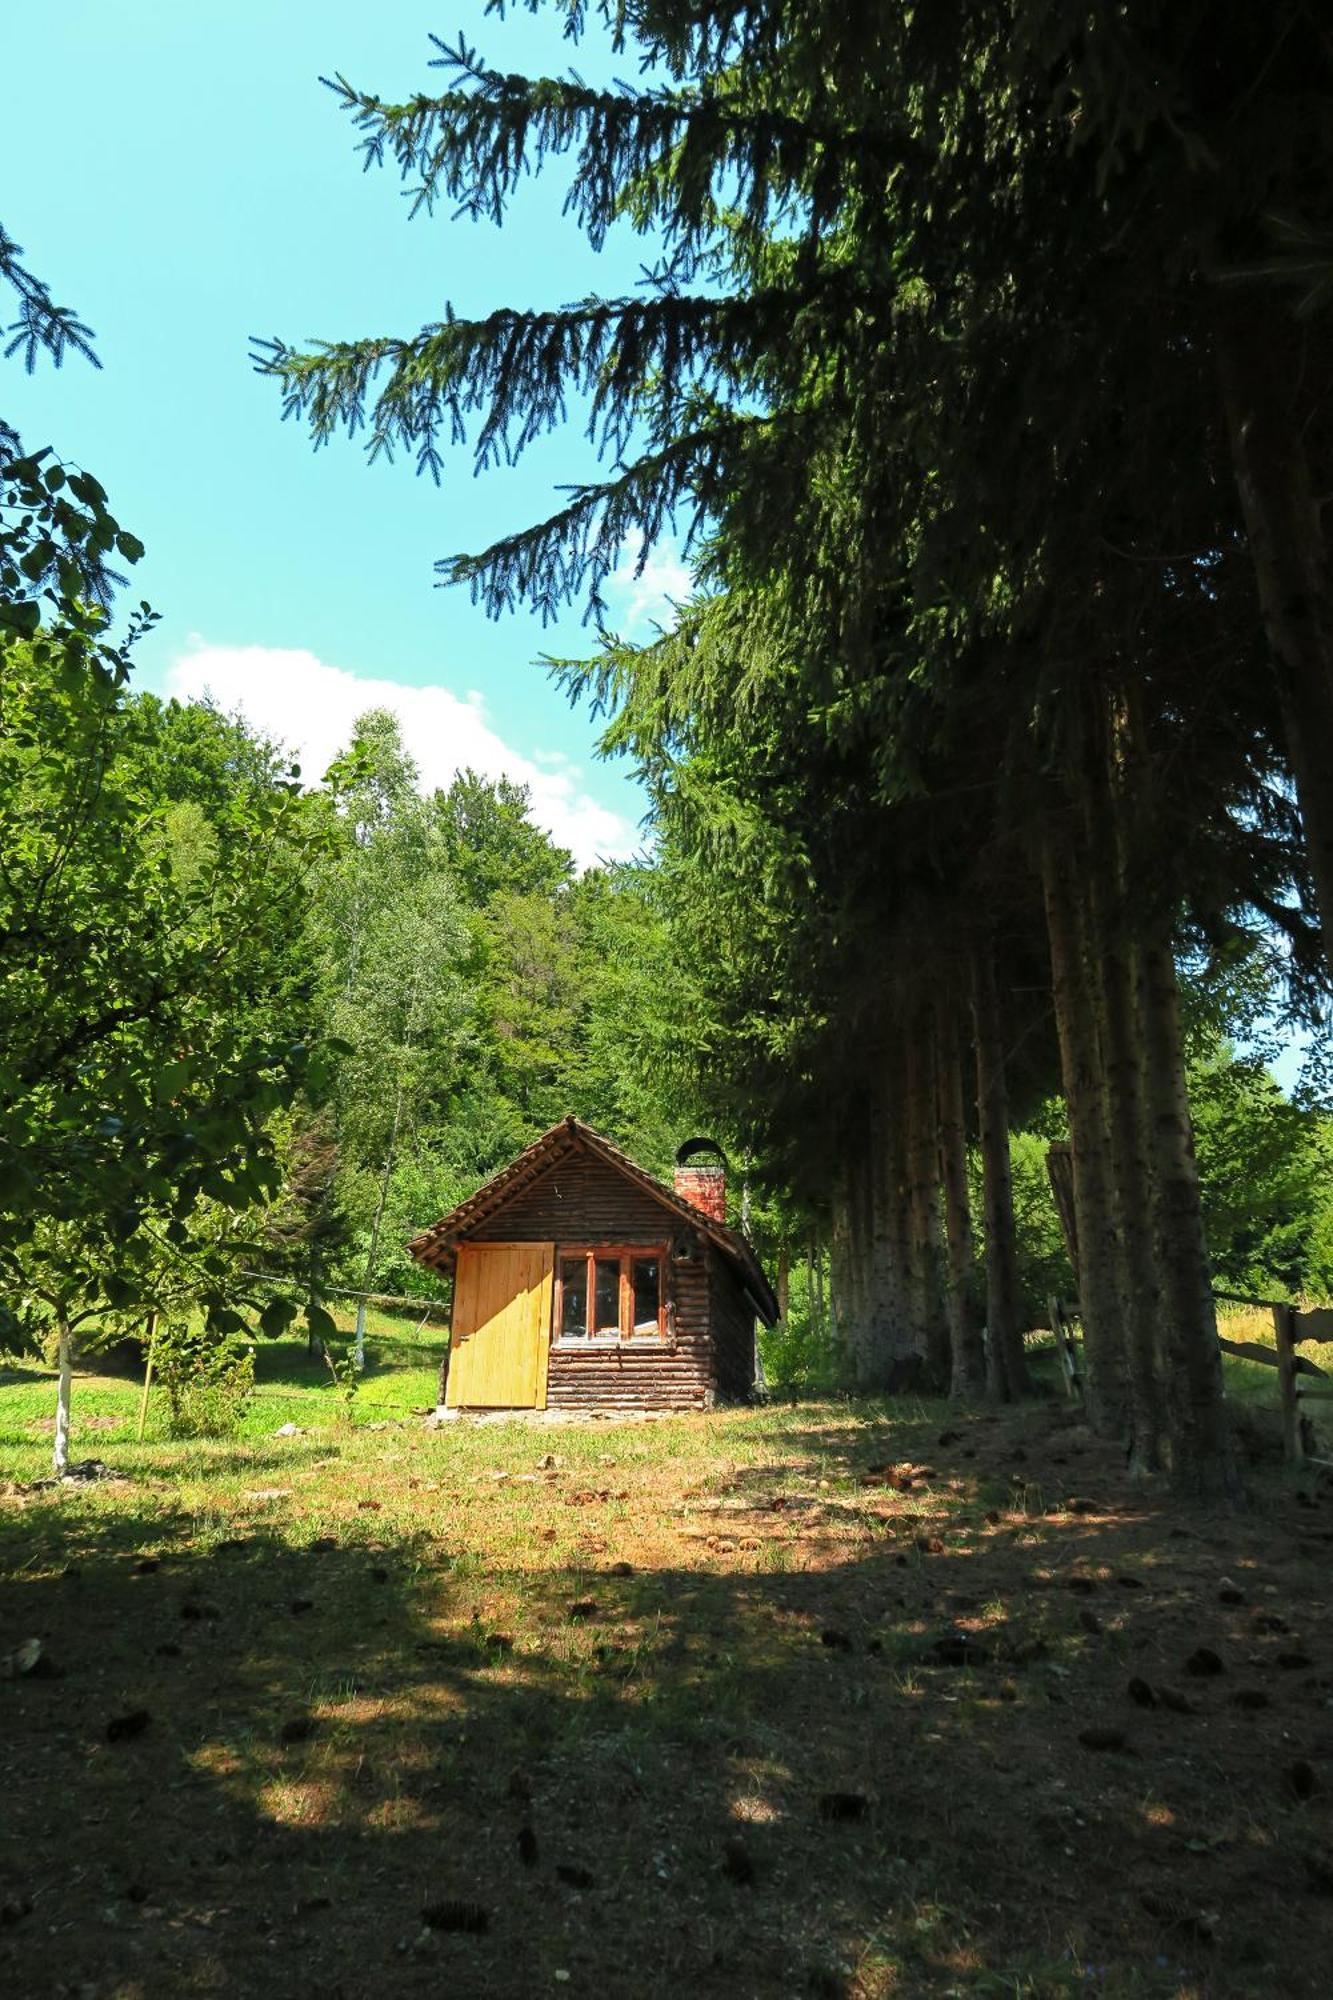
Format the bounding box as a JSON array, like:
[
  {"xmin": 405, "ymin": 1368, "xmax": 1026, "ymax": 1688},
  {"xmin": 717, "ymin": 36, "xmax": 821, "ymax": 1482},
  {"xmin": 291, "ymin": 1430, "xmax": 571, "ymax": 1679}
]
[{"xmin": 553, "ymin": 1245, "xmax": 668, "ymax": 1347}]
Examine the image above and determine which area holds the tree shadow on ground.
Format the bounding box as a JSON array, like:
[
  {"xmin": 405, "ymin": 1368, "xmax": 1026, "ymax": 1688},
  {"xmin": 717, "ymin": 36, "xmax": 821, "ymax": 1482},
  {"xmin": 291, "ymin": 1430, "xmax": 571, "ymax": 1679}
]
[{"xmin": 2, "ymin": 1402, "xmax": 1332, "ymax": 1998}]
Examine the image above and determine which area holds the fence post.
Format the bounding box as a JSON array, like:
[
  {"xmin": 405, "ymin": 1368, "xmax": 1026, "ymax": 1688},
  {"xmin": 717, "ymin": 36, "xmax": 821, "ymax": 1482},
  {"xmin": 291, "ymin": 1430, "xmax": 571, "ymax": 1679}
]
[
  {"xmin": 1049, "ymin": 1295, "xmax": 1081, "ymax": 1400},
  {"xmin": 136, "ymin": 1312, "xmax": 159, "ymax": 1443},
  {"xmin": 1274, "ymin": 1302, "xmax": 1303, "ymax": 1466}
]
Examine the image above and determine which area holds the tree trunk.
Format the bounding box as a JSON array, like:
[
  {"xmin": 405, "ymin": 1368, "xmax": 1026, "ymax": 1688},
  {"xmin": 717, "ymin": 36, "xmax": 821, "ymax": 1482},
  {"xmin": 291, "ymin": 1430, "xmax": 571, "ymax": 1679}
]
[
  {"xmin": 1084, "ymin": 738, "xmax": 1168, "ymax": 1477},
  {"xmin": 829, "ymin": 1177, "xmax": 858, "ymax": 1375},
  {"xmin": 812, "ymin": 1238, "xmax": 825, "ymax": 1340},
  {"xmin": 776, "ymin": 1241, "xmax": 790, "ymax": 1328},
  {"xmin": 972, "ymin": 948, "xmax": 1032, "ymax": 1400},
  {"xmin": 357, "ymin": 1076, "xmax": 406, "ymax": 1371},
  {"xmin": 53, "ymin": 1318, "xmax": 73, "ymax": 1477},
  {"xmin": 1042, "ymin": 831, "xmax": 1129, "ymax": 1438},
  {"xmin": 847, "ymin": 1080, "xmax": 918, "ymax": 1388},
  {"xmin": 1136, "ymin": 935, "xmax": 1238, "ymax": 1501},
  {"xmin": 936, "ymin": 996, "xmax": 985, "ymax": 1399},
  {"xmin": 904, "ymin": 1021, "xmax": 947, "ymax": 1388},
  {"xmin": 1217, "ymin": 302, "xmax": 1333, "ymax": 980},
  {"xmin": 1098, "ymin": 918, "xmax": 1167, "ymax": 1476}
]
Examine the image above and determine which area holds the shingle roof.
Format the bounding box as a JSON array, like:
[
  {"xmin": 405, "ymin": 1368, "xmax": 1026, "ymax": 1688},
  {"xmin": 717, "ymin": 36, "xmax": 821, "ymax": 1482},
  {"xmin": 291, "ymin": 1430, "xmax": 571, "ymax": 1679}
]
[{"xmin": 407, "ymin": 1115, "xmax": 779, "ymax": 1323}]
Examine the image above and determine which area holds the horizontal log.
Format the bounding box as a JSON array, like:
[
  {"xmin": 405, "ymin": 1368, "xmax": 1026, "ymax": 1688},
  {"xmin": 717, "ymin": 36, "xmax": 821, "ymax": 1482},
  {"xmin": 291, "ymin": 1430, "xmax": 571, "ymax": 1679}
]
[
  {"xmin": 1295, "ymin": 1383, "xmax": 1333, "ymax": 1401},
  {"xmin": 1217, "ymin": 1335, "xmax": 1327, "ymax": 1378},
  {"xmin": 1294, "ymin": 1306, "xmax": 1333, "ymax": 1346}
]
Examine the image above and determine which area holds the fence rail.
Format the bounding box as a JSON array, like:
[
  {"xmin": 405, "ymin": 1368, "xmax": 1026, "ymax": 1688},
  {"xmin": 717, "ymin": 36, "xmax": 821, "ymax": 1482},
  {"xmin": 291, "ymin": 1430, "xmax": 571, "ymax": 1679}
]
[{"xmin": 1047, "ymin": 1292, "xmax": 1332, "ymax": 1465}]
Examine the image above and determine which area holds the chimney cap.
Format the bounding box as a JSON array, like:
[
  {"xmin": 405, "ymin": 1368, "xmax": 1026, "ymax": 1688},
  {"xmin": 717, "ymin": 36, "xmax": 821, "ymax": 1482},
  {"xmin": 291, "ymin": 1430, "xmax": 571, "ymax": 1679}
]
[{"xmin": 675, "ymin": 1136, "xmax": 727, "ymax": 1170}]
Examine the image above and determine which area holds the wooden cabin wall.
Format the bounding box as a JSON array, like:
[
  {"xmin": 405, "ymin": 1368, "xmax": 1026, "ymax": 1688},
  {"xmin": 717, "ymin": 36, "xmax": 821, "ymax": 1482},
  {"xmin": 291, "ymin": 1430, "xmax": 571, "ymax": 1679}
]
[
  {"xmin": 470, "ymin": 1152, "xmax": 668, "ymax": 1247},
  {"xmin": 469, "ymin": 1151, "xmax": 716, "ymax": 1409},
  {"xmin": 709, "ymin": 1251, "xmax": 759, "ymax": 1403},
  {"xmin": 546, "ymin": 1250, "xmax": 711, "ymax": 1410}
]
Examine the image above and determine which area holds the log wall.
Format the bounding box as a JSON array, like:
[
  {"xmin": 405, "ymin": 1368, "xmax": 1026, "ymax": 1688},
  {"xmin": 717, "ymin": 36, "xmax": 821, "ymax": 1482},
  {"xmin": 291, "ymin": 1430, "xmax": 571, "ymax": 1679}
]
[
  {"xmin": 710, "ymin": 1249, "xmax": 758, "ymax": 1403},
  {"xmin": 468, "ymin": 1151, "xmax": 716, "ymax": 1409}
]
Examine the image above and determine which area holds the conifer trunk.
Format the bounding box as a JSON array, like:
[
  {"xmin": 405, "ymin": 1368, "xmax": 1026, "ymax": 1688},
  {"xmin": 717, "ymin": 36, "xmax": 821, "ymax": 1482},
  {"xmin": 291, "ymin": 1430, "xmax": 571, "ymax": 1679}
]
[
  {"xmin": 53, "ymin": 1318, "xmax": 72, "ymax": 1477},
  {"xmin": 850, "ymin": 1068, "xmax": 919, "ymax": 1387},
  {"xmin": 806, "ymin": 1237, "xmax": 819, "ymax": 1341},
  {"xmin": 1218, "ymin": 304, "xmax": 1333, "ymax": 981},
  {"xmin": 815, "ymin": 1236, "xmax": 827, "ymax": 1342},
  {"xmin": 1085, "ymin": 748, "xmax": 1167, "ymax": 1476},
  {"xmin": 972, "ymin": 949, "xmax": 1031, "ymax": 1400},
  {"xmin": 1042, "ymin": 831, "xmax": 1129, "ymax": 1438},
  {"xmin": 1136, "ymin": 935, "xmax": 1238, "ymax": 1500},
  {"xmin": 936, "ymin": 996, "xmax": 985, "ymax": 1398},
  {"xmin": 904, "ymin": 1022, "xmax": 947, "ymax": 1387},
  {"xmin": 829, "ymin": 1179, "xmax": 857, "ymax": 1375},
  {"xmin": 1098, "ymin": 919, "xmax": 1167, "ymax": 1475}
]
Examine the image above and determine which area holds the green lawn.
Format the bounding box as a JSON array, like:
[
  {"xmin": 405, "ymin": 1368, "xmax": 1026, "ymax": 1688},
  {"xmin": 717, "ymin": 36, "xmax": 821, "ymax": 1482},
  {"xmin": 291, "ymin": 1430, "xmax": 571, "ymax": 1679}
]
[{"xmin": 0, "ymin": 1307, "xmax": 449, "ymax": 1469}]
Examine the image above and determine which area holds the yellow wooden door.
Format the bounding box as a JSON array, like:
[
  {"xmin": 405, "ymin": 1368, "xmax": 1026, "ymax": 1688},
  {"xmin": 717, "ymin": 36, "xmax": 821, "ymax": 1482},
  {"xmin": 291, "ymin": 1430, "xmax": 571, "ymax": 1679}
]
[{"xmin": 446, "ymin": 1242, "xmax": 554, "ymax": 1409}]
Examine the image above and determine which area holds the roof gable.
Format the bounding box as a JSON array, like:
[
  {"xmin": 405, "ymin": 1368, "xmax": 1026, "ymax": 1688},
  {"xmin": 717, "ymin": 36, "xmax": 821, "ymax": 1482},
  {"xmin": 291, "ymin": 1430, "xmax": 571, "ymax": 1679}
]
[{"xmin": 408, "ymin": 1117, "xmax": 778, "ymax": 1323}]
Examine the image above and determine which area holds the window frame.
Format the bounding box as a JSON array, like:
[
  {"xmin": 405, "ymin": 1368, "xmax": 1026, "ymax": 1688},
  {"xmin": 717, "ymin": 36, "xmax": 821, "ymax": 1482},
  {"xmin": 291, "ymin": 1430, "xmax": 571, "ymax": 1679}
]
[{"xmin": 553, "ymin": 1245, "xmax": 667, "ymax": 1346}]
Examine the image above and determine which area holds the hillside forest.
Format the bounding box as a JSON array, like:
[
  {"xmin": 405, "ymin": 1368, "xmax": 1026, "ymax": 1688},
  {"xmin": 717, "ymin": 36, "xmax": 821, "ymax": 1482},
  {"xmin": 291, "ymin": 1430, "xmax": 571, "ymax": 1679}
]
[{"xmin": 5, "ymin": 4, "xmax": 1333, "ymax": 1512}]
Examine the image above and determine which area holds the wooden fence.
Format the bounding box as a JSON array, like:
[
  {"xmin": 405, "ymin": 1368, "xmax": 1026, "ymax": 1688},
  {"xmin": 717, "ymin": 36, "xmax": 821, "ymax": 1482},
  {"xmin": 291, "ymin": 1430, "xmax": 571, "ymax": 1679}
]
[
  {"xmin": 1042, "ymin": 1145, "xmax": 1332, "ymax": 1464},
  {"xmin": 1046, "ymin": 1291, "xmax": 1333, "ymax": 1466}
]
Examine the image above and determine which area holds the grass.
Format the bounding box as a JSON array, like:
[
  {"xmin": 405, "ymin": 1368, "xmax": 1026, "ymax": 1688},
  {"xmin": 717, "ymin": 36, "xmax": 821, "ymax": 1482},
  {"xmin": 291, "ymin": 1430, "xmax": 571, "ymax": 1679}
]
[
  {"xmin": 1215, "ymin": 1304, "xmax": 1333, "ymax": 1411},
  {"xmin": 0, "ymin": 1305, "xmax": 448, "ymax": 1454},
  {"xmin": 3, "ymin": 1359, "xmax": 1332, "ymax": 1998}
]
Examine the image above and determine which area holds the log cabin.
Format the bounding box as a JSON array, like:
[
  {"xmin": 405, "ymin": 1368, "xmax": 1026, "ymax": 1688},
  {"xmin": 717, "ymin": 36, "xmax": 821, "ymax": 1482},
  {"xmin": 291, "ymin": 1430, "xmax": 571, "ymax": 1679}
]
[{"xmin": 408, "ymin": 1117, "xmax": 778, "ymax": 1413}]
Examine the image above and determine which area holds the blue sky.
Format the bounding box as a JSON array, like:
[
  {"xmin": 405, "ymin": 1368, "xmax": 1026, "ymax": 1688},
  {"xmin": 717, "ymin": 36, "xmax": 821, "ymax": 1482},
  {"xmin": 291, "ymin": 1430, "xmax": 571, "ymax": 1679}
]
[{"xmin": 2, "ymin": 2, "xmax": 684, "ymax": 863}]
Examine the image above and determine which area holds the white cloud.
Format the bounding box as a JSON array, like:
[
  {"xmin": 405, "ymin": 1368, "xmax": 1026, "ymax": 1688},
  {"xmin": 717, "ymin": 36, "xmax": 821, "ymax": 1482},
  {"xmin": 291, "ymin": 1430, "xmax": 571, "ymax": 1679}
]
[
  {"xmin": 604, "ymin": 542, "xmax": 693, "ymax": 636},
  {"xmin": 164, "ymin": 640, "xmax": 640, "ymax": 872}
]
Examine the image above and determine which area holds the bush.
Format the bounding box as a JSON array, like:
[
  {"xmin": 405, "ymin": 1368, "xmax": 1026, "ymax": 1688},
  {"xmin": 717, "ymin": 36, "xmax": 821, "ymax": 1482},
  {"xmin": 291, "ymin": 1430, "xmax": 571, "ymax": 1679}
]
[{"xmin": 156, "ymin": 1322, "xmax": 254, "ymax": 1439}]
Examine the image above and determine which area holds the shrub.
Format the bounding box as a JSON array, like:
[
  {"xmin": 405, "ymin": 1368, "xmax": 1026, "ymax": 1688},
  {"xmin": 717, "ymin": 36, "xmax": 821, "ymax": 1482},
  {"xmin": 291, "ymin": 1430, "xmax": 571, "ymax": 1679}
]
[{"xmin": 156, "ymin": 1322, "xmax": 254, "ymax": 1439}]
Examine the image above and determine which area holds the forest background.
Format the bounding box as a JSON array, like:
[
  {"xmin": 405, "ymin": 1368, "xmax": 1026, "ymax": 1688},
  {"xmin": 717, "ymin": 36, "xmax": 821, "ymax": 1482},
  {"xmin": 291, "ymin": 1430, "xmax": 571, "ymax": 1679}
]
[{"xmin": 4, "ymin": 2, "xmax": 1333, "ymax": 1453}]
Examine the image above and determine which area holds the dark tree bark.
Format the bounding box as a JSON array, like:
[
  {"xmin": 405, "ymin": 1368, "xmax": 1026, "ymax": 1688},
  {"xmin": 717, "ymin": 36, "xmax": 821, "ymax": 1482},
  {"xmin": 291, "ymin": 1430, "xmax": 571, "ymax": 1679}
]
[
  {"xmin": 972, "ymin": 947, "xmax": 1033, "ymax": 1400},
  {"xmin": 904, "ymin": 1021, "xmax": 948, "ymax": 1387},
  {"xmin": 848, "ymin": 1058, "xmax": 920, "ymax": 1387},
  {"xmin": 1085, "ymin": 743, "xmax": 1167, "ymax": 1476},
  {"xmin": 1136, "ymin": 934, "xmax": 1238, "ymax": 1500},
  {"xmin": 936, "ymin": 994, "xmax": 986, "ymax": 1398},
  {"xmin": 1042, "ymin": 829, "xmax": 1129, "ymax": 1438}
]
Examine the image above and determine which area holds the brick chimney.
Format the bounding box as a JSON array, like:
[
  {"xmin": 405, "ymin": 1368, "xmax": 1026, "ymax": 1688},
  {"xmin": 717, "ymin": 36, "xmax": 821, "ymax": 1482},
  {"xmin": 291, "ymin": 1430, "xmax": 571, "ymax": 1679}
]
[{"xmin": 674, "ymin": 1138, "xmax": 727, "ymax": 1224}]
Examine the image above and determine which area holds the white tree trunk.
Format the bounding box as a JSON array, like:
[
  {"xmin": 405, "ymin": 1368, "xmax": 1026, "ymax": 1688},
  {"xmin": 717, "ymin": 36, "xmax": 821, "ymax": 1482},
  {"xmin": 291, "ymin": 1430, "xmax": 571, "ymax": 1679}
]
[{"xmin": 53, "ymin": 1320, "xmax": 72, "ymax": 1476}]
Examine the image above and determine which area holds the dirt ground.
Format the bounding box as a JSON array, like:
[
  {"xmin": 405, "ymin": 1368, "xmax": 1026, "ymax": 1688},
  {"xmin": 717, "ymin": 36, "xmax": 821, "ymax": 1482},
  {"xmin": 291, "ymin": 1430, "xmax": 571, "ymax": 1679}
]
[{"xmin": 2, "ymin": 1393, "xmax": 1332, "ymax": 1998}]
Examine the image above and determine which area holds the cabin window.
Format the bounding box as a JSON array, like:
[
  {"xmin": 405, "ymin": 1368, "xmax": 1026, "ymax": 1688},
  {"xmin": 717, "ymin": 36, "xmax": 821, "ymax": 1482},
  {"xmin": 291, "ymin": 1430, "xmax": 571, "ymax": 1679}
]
[
  {"xmin": 559, "ymin": 1256, "xmax": 588, "ymax": 1339},
  {"xmin": 555, "ymin": 1248, "xmax": 665, "ymax": 1341},
  {"xmin": 631, "ymin": 1256, "xmax": 661, "ymax": 1334}
]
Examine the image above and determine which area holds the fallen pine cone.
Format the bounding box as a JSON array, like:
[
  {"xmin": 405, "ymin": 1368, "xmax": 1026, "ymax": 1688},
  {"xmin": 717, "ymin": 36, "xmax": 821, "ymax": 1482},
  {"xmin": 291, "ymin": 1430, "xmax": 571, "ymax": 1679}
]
[
  {"xmin": 818, "ymin": 1792, "xmax": 869, "ymax": 1822},
  {"xmin": 420, "ymin": 1899, "xmax": 489, "ymax": 1934},
  {"xmin": 1078, "ymin": 1726, "xmax": 1129, "ymax": 1752},
  {"xmin": 722, "ymin": 1836, "xmax": 755, "ymax": 1885},
  {"xmin": 106, "ymin": 1709, "xmax": 152, "ymax": 1743}
]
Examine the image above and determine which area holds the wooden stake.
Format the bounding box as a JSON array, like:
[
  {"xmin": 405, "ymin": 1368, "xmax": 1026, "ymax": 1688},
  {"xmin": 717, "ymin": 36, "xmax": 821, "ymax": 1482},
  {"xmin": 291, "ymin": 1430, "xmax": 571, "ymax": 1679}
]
[
  {"xmin": 1274, "ymin": 1302, "xmax": 1303, "ymax": 1465},
  {"xmin": 136, "ymin": 1312, "xmax": 159, "ymax": 1444}
]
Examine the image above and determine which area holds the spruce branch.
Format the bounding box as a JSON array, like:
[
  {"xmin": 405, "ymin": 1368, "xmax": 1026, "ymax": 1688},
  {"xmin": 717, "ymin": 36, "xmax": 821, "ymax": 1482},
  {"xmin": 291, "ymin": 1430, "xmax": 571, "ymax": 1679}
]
[
  {"xmin": 0, "ymin": 226, "xmax": 100, "ymax": 374},
  {"xmin": 253, "ymin": 273, "xmax": 859, "ymax": 481},
  {"xmin": 323, "ymin": 36, "xmax": 918, "ymax": 248},
  {"xmin": 438, "ymin": 415, "xmax": 755, "ymax": 620}
]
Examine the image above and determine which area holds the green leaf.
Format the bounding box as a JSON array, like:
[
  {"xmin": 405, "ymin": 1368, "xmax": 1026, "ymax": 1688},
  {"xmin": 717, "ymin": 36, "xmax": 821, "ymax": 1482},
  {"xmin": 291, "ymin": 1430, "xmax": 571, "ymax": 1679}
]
[{"xmin": 259, "ymin": 1296, "xmax": 299, "ymax": 1339}]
